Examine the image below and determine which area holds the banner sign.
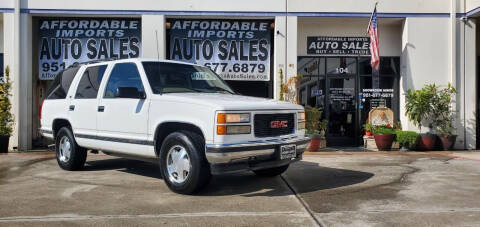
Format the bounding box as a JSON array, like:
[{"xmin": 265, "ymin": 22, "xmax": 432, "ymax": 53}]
[
  {"xmin": 168, "ymin": 19, "xmax": 271, "ymax": 81},
  {"xmin": 38, "ymin": 18, "xmax": 141, "ymax": 80},
  {"xmin": 307, "ymin": 36, "xmax": 370, "ymax": 56}
]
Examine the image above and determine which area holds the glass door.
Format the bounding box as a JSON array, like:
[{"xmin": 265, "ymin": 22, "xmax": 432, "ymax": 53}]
[{"xmin": 325, "ymin": 57, "xmax": 358, "ymax": 146}]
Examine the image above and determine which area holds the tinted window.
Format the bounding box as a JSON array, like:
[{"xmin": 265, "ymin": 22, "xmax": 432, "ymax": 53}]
[
  {"xmin": 46, "ymin": 67, "xmax": 80, "ymax": 99},
  {"xmin": 104, "ymin": 63, "xmax": 144, "ymax": 98},
  {"xmin": 142, "ymin": 62, "xmax": 234, "ymax": 94},
  {"xmin": 75, "ymin": 65, "xmax": 107, "ymax": 99}
]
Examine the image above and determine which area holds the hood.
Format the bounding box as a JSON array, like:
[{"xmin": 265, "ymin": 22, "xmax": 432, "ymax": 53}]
[{"xmin": 154, "ymin": 93, "xmax": 304, "ymax": 111}]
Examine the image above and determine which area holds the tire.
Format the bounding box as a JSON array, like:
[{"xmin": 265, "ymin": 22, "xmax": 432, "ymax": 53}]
[
  {"xmin": 159, "ymin": 131, "xmax": 211, "ymax": 194},
  {"xmin": 55, "ymin": 127, "xmax": 87, "ymax": 171},
  {"xmin": 253, "ymin": 165, "xmax": 289, "ymax": 177}
]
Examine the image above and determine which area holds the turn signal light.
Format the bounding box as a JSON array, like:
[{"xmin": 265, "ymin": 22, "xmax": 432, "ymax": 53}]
[
  {"xmin": 217, "ymin": 113, "xmax": 226, "ymax": 124},
  {"xmin": 217, "ymin": 125, "xmax": 226, "ymax": 135}
]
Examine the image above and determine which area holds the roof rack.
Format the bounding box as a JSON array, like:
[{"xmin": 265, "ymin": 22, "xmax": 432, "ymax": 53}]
[{"xmin": 67, "ymin": 57, "xmax": 120, "ymax": 69}]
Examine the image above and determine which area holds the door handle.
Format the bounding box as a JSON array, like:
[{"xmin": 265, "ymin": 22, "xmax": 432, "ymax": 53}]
[
  {"xmin": 69, "ymin": 105, "xmax": 75, "ymax": 111},
  {"xmin": 98, "ymin": 106, "xmax": 105, "ymax": 112}
]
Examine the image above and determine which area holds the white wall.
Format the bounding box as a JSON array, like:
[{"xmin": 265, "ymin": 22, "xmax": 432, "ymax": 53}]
[
  {"xmin": 3, "ymin": 13, "xmax": 16, "ymax": 150},
  {"xmin": 141, "ymin": 15, "xmax": 166, "ymax": 59},
  {"xmin": 19, "ymin": 0, "xmax": 463, "ymax": 14},
  {"xmin": 297, "ymin": 18, "xmax": 402, "ymax": 57},
  {"xmin": 467, "ymin": 0, "xmax": 480, "ymax": 12},
  {"xmin": 400, "ymin": 17, "xmax": 452, "ymax": 131},
  {"xmin": 0, "ymin": 16, "xmax": 3, "ymax": 53}
]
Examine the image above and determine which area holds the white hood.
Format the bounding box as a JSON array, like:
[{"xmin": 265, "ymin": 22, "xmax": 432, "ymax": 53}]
[{"xmin": 155, "ymin": 93, "xmax": 304, "ymax": 111}]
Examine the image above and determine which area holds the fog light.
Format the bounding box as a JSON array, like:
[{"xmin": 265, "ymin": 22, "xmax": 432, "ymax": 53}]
[
  {"xmin": 226, "ymin": 125, "xmax": 251, "ymax": 135},
  {"xmin": 298, "ymin": 121, "xmax": 306, "ymax": 130}
]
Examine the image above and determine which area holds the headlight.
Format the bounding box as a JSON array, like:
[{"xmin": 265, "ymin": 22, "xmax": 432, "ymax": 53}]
[
  {"xmin": 217, "ymin": 113, "xmax": 250, "ymax": 123},
  {"xmin": 298, "ymin": 112, "xmax": 306, "ymax": 121},
  {"xmin": 216, "ymin": 125, "xmax": 251, "ymax": 135},
  {"xmin": 298, "ymin": 112, "xmax": 306, "ymax": 130}
]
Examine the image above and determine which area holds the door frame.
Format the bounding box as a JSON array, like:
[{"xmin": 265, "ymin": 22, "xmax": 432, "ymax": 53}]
[{"xmin": 325, "ymin": 66, "xmax": 359, "ymax": 146}]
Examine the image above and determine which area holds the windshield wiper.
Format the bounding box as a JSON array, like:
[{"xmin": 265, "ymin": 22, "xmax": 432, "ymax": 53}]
[{"xmin": 211, "ymin": 87, "xmax": 235, "ymax": 94}]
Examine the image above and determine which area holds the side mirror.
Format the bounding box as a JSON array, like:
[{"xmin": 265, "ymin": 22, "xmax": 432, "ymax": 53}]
[{"xmin": 116, "ymin": 87, "xmax": 145, "ymax": 99}]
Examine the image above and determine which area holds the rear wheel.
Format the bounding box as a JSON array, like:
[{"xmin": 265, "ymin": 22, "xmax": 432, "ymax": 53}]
[
  {"xmin": 253, "ymin": 165, "xmax": 289, "ymax": 177},
  {"xmin": 55, "ymin": 127, "xmax": 87, "ymax": 171},
  {"xmin": 159, "ymin": 131, "xmax": 211, "ymax": 194}
]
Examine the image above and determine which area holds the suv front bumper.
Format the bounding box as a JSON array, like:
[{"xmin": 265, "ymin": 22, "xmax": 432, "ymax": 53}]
[{"xmin": 205, "ymin": 136, "xmax": 311, "ymax": 174}]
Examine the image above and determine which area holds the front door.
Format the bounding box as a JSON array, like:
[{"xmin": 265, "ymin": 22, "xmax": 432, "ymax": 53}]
[
  {"xmin": 96, "ymin": 62, "xmax": 152, "ymax": 157},
  {"xmin": 325, "ymin": 57, "xmax": 357, "ymax": 146}
]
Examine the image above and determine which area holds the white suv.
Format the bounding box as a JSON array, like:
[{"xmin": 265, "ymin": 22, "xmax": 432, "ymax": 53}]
[{"xmin": 40, "ymin": 58, "xmax": 310, "ymax": 194}]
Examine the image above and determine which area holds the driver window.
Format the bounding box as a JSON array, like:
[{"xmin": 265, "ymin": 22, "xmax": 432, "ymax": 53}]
[{"xmin": 104, "ymin": 63, "xmax": 144, "ymax": 98}]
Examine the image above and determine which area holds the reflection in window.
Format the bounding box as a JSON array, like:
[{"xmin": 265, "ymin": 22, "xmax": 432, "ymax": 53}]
[{"xmin": 326, "ymin": 57, "xmax": 356, "ymax": 74}]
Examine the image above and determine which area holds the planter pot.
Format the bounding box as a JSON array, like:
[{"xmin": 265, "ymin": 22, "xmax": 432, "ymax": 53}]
[
  {"xmin": 0, "ymin": 135, "xmax": 9, "ymax": 153},
  {"xmin": 365, "ymin": 131, "xmax": 372, "ymax": 136},
  {"xmin": 373, "ymin": 134, "xmax": 395, "ymax": 151},
  {"xmin": 306, "ymin": 134, "xmax": 326, "ymax": 152},
  {"xmin": 439, "ymin": 135, "xmax": 457, "ymax": 151},
  {"xmin": 417, "ymin": 134, "xmax": 437, "ymax": 151}
]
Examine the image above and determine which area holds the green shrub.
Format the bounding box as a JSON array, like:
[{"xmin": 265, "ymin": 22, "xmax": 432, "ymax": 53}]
[
  {"xmin": 0, "ymin": 66, "xmax": 13, "ymax": 136},
  {"xmin": 372, "ymin": 125, "xmax": 395, "ymax": 135},
  {"xmin": 305, "ymin": 106, "xmax": 321, "ymax": 135},
  {"xmin": 395, "ymin": 131, "xmax": 419, "ymax": 148}
]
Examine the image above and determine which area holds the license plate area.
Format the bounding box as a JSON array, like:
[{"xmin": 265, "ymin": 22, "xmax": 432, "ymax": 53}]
[{"xmin": 279, "ymin": 144, "xmax": 296, "ymax": 160}]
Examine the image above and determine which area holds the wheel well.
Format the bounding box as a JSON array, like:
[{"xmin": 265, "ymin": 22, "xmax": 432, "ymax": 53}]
[
  {"xmin": 154, "ymin": 122, "xmax": 205, "ymax": 157},
  {"xmin": 52, "ymin": 119, "xmax": 72, "ymax": 138}
]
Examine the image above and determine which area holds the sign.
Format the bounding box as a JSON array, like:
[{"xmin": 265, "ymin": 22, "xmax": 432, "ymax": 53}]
[
  {"xmin": 38, "ymin": 18, "xmax": 142, "ymax": 80},
  {"xmin": 168, "ymin": 19, "xmax": 271, "ymax": 81},
  {"xmin": 307, "ymin": 36, "xmax": 370, "ymax": 56}
]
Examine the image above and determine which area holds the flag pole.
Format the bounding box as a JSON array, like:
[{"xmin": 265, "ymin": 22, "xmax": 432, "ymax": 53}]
[{"xmin": 365, "ymin": 2, "xmax": 379, "ymax": 35}]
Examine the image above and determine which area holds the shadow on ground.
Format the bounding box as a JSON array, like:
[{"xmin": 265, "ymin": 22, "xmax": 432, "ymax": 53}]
[{"xmin": 84, "ymin": 158, "xmax": 374, "ymax": 197}]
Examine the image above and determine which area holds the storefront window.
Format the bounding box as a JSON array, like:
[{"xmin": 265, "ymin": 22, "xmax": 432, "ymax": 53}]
[
  {"xmin": 298, "ymin": 56, "xmax": 399, "ymax": 146},
  {"xmin": 326, "ymin": 57, "xmax": 356, "ymax": 75},
  {"xmin": 359, "ymin": 57, "xmax": 399, "ymax": 129},
  {"xmin": 297, "ymin": 57, "xmax": 326, "ymax": 110}
]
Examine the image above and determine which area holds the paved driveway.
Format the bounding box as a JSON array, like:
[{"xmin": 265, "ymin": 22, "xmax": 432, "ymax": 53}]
[{"xmin": 0, "ymin": 151, "xmax": 479, "ymax": 226}]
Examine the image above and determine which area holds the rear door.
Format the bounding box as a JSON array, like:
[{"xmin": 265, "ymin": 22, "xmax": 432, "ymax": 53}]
[
  {"xmin": 69, "ymin": 64, "xmax": 108, "ymax": 149},
  {"xmin": 96, "ymin": 62, "xmax": 153, "ymax": 157}
]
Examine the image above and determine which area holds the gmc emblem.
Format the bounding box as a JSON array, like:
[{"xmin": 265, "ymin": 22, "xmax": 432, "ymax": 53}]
[{"xmin": 270, "ymin": 120, "xmax": 288, "ymax": 129}]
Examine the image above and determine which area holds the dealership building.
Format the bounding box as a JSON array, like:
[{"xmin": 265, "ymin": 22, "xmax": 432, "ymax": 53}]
[{"xmin": 1, "ymin": 0, "xmax": 480, "ymax": 150}]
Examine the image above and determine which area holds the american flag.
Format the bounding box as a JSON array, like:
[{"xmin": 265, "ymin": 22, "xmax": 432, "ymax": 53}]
[{"xmin": 368, "ymin": 6, "xmax": 379, "ymax": 71}]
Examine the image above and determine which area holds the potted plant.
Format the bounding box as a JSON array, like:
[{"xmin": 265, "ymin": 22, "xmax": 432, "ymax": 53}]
[
  {"xmin": 0, "ymin": 67, "xmax": 13, "ymax": 153},
  {"xmin": 430, "ymin": 83, "xmax": 457, "ymax": 150},
  {"xmin": 405, "ymin": 84, "xmax": 437, "ymax": 150},
  {"xmin": 372, "ymin": 124, "xmax": 395, "ymax": 151},
  {"xmin": 395, "ymin": 130, "xmax": 419, "ymax": 151},
  {"xmin": 363, "ymin": 123, "xmax": 373, "ymax": 136},
  {"xmin": 305, "ymin": 106, "xmax": 326, "ymax": 151}
]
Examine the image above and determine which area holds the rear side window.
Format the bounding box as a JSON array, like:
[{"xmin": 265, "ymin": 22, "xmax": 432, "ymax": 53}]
[
  {"xmin": 75, "ymin": 65, "xmax": 107, "ymax": 99},
  {"xmin": 104, "ymin": 63, "xmax": 144, "ymax": 98},
  {"xmin": 46, "ymin": 67, "xmax": 80, "ymax": 99}
]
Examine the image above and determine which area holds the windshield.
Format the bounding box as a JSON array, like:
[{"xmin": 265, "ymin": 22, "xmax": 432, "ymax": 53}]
[{"xmin": 142, "ymin": 61, "xmax": 236, "ymax": 94}]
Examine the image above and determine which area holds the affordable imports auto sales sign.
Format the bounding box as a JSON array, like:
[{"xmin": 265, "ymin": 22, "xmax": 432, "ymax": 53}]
[
  {"xmin": 38, "ymin": 18, "xmax": 141, "ymax": 80},
  {"xmin": 169, "ymin": 19, "xmax": 271, "ymax": 81}
]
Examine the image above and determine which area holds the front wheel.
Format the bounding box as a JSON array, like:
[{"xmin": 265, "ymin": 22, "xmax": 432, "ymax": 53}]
[
  {"xmin": 253, "ymin": 165, "xmax": 289, "ymax": 177},
  {"xmin": 159, "ymin": 131, "xmax": 211, "ymax": 194}
]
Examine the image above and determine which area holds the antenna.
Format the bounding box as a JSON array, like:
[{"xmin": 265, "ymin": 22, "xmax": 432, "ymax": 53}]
[{"xmin": 155, "ymin": 30, "xmax": 160, "ymax": 60}]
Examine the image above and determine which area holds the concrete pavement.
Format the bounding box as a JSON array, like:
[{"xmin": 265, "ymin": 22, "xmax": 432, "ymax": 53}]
[{"xmin": 0, "ymin": 151, "xmax": 479, "ymax": 226}]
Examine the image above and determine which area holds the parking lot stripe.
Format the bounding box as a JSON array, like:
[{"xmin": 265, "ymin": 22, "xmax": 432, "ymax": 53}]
[{"xmin": 0, "ymin": 212, "xmax": 310, "ymax": 222}]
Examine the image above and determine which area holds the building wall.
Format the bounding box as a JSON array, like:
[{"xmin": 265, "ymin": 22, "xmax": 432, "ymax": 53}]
[
  {"xmin": 0, "ymin": 0, "xmax": 477, "ymax": 150},
  {"xmin": 0, "ymin": 16, "xmax": 3, "ymax": 53},
  {"xmin": 400, "ymin": 18, "xmax": 452, "ymax": 133},
  {"xmin": 297, "ymin": 18, "xmax": 402, "ymax": 57}
]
